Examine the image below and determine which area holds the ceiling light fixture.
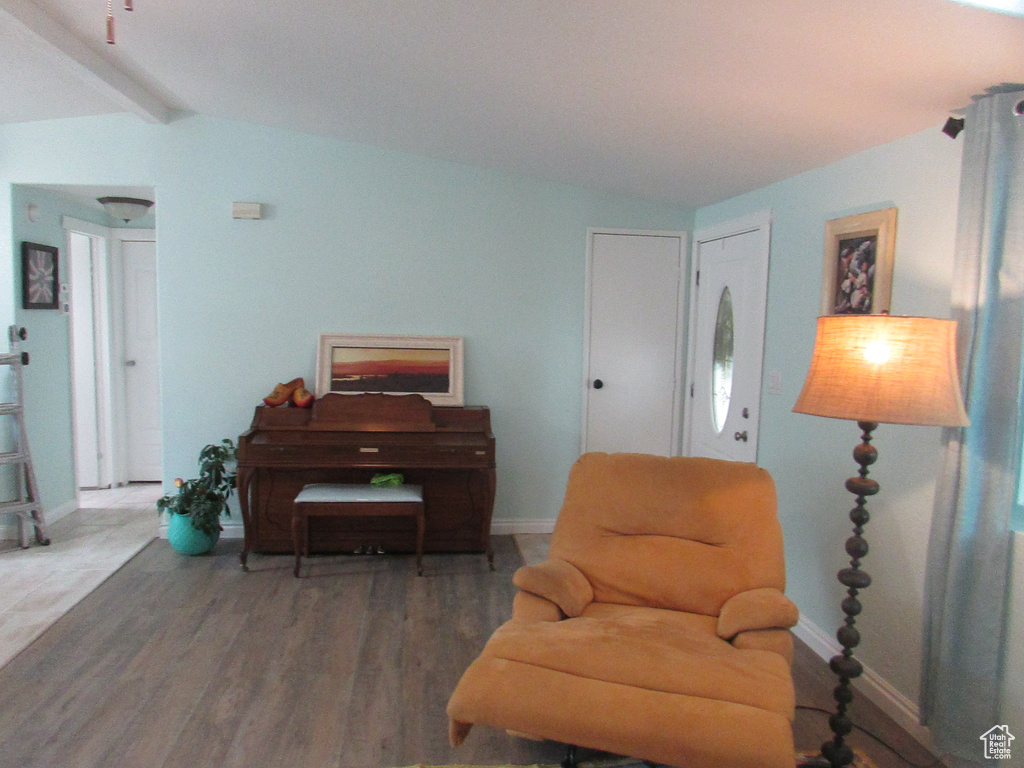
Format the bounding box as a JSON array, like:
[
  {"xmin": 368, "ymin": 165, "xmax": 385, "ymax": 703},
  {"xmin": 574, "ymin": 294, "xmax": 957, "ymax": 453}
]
[
  {"xmin": 106, "ymin": 0, "xmax": 134, "ymax": 45},
  {"xmin": 98, "ymin": 196, "xmax": 154, "ymax": 223}
]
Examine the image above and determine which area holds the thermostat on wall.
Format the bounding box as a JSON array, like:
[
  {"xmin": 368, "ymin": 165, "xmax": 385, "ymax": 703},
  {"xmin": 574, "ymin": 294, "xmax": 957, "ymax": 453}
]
[{"xmin": 232, "ymin": 202, "xmax": 263, "ymax": 220}]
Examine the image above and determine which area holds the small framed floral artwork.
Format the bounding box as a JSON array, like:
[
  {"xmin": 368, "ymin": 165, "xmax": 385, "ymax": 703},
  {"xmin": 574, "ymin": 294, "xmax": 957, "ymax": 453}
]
[
  {"xmin": 821, "ymin": 208, "xmax": 897, "ymax": 315},
  {"xmin": 315, "ymin": 334, "xmax": 464, "ymax": 406},
  {"xmin": 21, "ymin": 242, "xmax": 59, "ymax": 310}
]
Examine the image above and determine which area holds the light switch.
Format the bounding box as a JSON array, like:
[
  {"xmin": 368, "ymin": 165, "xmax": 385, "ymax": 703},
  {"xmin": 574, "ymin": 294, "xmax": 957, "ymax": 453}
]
[{"xmin": 767, "ymin": 370, "xmax": 782, "ymax": 395}]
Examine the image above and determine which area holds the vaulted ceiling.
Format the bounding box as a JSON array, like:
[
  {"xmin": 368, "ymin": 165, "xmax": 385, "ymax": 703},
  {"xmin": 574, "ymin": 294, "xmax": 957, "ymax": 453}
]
[{"xmin": 2, "ymin": 0, "xmax": 1023, "ymax": 207}]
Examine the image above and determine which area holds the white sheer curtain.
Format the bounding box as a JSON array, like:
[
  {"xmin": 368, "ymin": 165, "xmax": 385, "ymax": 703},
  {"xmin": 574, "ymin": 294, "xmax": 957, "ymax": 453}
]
[{"xmin": 922, "ymin": 88, "xmax": 1024, "ymax": 766}]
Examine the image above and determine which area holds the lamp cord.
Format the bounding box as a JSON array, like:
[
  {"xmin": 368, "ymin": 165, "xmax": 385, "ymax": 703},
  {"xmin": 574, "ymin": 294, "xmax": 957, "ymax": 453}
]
[{"xmin": 796, "ymin": 705, "xmax": 943, "ymax": 768}]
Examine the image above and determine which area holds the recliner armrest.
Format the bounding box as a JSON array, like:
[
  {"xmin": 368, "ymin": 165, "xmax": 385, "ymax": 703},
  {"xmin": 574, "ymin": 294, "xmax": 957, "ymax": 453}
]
[
  {"xmin": 511, "ymin": 591, "xmax": 564, "ymax": 622},
  {"xmin": 512, "ymin": 558, "xmax": 594, "ymax": 618},
  {"xmin": 717, "ymin": 587, "xmax": 799, "ymax": 640},
  {"xmin": 732, "ymin": 629, "xmax": 796, "ymax": 667}
]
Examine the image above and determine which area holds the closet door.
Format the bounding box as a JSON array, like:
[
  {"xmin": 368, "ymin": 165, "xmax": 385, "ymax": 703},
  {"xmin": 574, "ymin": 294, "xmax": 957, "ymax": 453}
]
[
  {"xmin": 583, "ymin": 231, "xmax": 686, "ymax": 456},
  {"xmin": 123, "ymin": 239, "xmax": 162, "ymax": 481}
]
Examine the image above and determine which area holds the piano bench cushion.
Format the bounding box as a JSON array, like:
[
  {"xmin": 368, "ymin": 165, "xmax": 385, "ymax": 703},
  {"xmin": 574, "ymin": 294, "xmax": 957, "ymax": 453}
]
[{"xmin": 294, "ymin": 483, "xmax": 423, "ymax": 505}]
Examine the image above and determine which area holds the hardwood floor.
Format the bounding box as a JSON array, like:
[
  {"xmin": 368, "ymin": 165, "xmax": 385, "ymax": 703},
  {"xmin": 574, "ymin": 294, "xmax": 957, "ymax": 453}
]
[
  {"xmin": 791, "ymin": 638, "xmax": 938, "ymax": 768},
  {"xmin": 0, "ymin": 537, "xmax": 937, "ymax": 768}
]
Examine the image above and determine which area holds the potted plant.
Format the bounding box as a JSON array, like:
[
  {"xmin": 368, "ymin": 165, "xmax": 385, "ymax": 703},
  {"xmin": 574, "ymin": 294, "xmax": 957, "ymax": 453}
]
[{"xmin": 157, "ymin": 439, "xmax": 237, "ymax": 555}]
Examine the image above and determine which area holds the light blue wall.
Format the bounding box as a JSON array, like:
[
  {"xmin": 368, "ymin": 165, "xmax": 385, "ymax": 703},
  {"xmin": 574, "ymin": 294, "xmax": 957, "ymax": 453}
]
[
  {"xmin": 696, "ymin": 127, "xmax": 963, "ymax": 707},
  {"xmin": 1, "ymin": 113, "xmax": 693, "ymax": 527}
]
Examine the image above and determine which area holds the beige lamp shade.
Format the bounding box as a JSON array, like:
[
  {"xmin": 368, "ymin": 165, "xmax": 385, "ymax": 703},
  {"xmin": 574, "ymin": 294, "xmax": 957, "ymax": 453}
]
[{"xmin": 793, "ymin": 315, "xmax": 969, "ymax": 427}]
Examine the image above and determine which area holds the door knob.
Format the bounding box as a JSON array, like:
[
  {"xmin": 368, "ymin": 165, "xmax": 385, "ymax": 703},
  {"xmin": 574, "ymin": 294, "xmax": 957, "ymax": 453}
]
[
  {"xmin": 734, "ymin": 431, "xmax": 748, "ymax": 442},
  {"xmin": 593, "ymin": 379, "xmax": 604, "ymax": 389}
]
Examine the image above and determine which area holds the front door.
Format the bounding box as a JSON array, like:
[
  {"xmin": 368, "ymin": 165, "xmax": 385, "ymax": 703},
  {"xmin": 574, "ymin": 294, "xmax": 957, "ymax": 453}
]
[
  {"xmin": 583, "ymin": 231, "xmax": 686, "ymax": 456},
  {"xmin": 684, "ymin": 212, "xmax": 771, "ymax": 462}
]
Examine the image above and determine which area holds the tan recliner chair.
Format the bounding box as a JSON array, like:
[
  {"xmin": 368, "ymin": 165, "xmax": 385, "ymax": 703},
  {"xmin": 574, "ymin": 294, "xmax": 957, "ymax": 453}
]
[{"xmin": 447, "ymin": 452, "xmax": 799, "ymax": 768}]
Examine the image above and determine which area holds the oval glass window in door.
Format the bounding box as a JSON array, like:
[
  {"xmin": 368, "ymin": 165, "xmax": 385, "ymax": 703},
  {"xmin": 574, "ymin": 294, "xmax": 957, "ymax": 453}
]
[{"xmin": 711, "ymin": 286, "xmax": 734, "ymax": 433}]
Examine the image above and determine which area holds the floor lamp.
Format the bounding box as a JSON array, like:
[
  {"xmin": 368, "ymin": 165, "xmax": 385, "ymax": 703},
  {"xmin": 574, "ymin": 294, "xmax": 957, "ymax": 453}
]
[{"xmin": 792, "ymin": 314, "xmax": 969, "ymax": 768}]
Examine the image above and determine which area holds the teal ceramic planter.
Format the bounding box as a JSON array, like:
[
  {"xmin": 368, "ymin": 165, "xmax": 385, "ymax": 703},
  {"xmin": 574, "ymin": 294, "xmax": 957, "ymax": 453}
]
[{"xmin": 166, "ymin": 513, "xmax": 220, "ymax": 555}]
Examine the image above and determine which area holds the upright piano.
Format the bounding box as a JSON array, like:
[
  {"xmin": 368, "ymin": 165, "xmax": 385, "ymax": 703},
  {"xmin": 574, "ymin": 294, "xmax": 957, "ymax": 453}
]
[{"xmin": 236, "ymin": 392, "xmax": 496, "ymax": 568}]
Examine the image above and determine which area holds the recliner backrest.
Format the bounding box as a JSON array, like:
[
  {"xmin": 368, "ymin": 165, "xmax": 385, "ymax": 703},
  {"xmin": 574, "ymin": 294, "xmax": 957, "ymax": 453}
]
[{"xmin": 549, "ymin": 452, "xmax": 786, "ymax": 616}]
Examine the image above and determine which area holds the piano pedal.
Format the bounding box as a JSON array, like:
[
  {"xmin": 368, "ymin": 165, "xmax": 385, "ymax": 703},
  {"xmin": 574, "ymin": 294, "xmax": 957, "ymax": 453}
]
[
  {"xmin": 376, "ymin": 545, "xmax": 385, "ymax": 554},
  {"xmin": 354, "ymin": 543, "xmax": 366, "ymax": 555}
]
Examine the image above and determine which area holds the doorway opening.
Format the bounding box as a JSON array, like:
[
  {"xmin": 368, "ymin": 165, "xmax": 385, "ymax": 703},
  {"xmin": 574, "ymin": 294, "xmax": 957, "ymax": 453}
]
[{"xmin": 64, "ymin": 208, "xmax": 161, "ymax": 491}]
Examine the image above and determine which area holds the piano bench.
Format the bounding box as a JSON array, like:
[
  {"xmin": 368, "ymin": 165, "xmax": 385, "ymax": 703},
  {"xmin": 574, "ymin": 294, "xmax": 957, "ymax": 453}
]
[{"xmin": 292, "ymin": 483, "xmax": 425, "ymax": 578}]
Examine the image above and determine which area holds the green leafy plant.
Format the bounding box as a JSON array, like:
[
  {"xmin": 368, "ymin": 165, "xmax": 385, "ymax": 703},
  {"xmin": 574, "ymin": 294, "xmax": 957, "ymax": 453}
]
[{"xmin": 157, "ymin": 439, "xmax": 237, "ymax": 537}]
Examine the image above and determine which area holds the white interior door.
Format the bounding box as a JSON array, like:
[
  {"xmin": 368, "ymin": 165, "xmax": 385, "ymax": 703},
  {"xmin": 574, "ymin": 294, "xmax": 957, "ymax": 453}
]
[
  {"xmin": 122, "ymin": 239, "xmax": 162, "ymax": 481},
  {"xmin": 583, "ymin": 231, "xmax": 686, "ymax": 456},
  {"xmin": 684, "ymin": 212, "xmax": 771, "ymax": 462}
]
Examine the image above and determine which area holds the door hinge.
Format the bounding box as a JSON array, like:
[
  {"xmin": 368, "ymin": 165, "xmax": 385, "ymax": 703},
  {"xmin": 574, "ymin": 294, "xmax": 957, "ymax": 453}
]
[
  {"xmin": 689, "ymin": 382, "xmax": 694, "ymax": 398},
  {"xmin": 695, "ymin": 270, "xmax": 700, "ymax": 286}
]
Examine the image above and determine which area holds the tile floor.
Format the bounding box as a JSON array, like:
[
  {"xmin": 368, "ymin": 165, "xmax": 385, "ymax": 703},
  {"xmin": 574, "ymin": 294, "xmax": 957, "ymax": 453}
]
[{"xmin": 0, "ymin": 483, "xmax": 161, "ymax": 668}]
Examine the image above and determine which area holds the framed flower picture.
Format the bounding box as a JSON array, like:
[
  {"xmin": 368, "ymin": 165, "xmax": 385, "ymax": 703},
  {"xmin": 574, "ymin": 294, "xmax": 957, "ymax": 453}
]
[
  {"xmin": 21, "ymin": 242, "xmax": 59, "ymax": 310},
  {"xmin": 820, "ymin": 208, "xmax": 897, "ymax": 315}
]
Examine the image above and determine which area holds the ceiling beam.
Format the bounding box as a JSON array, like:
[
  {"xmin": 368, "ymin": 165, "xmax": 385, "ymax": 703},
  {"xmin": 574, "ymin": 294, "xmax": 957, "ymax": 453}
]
[{"xmin": 0, "ymin": 0, "xmax": 170, "ymax": 124}]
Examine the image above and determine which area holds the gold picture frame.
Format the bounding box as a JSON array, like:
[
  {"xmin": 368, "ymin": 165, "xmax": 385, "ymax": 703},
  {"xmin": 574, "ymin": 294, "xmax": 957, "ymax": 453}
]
[
  {"xmin": 821, "ymin": 208, "xmax": 897, "ymax": 315},
  {"xmin": 315, "ymin": 334, "xmax": 464, "ymax": 406}
]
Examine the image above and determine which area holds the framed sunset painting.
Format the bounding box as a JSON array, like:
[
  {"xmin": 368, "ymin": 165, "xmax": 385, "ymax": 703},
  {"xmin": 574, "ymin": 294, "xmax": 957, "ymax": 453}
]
[{"xmin": 315, "ymin": 334, "xmax": 464, "ymax": 406}]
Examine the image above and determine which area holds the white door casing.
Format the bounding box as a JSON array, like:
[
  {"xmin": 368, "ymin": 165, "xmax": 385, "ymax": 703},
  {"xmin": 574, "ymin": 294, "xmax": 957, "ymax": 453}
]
[
  {"xmin": 582, "ymin": 230, "xmax": 687, "ymax": 456},
  {"xmin": 69, "ymin": 230, "xmax": 101, "ymax": 488},
  {"xmin": 122, "ymin": 238, "xmax": 162, "ymax": 481},
  {"xmin": 684, "ymin": 212, "xmax": 771, "ymax": 462},
  {"xmin": 64, "ymin": 217, "xmax": 115, "ymax": 491}
]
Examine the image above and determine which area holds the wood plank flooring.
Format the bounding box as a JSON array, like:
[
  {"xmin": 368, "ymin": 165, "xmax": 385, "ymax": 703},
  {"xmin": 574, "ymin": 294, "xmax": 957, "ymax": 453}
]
[{"xmin": 0, "ymin": 537, "xmax": 937, "ymax": 768}]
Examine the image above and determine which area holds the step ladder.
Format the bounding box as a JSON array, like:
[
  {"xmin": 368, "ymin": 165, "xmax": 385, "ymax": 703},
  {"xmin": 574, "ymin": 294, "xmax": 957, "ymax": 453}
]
[{"xmin": 0, "ymin": 326, "xmax": 49, "ymax": 548}]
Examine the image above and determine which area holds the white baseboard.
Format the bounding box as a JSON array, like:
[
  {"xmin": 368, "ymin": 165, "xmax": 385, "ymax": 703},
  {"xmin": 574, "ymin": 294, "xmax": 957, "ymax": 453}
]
[
  {"xmin": 490, "ymin": 518, "xmax": 556, "ymax": 535},
  {"xmin": 794, "ymin": 614, "xmax": 938, "ymax": 756},
  {"xmin": 0, "ymin": 499, "xmax": 77, "ymax": 540}
]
